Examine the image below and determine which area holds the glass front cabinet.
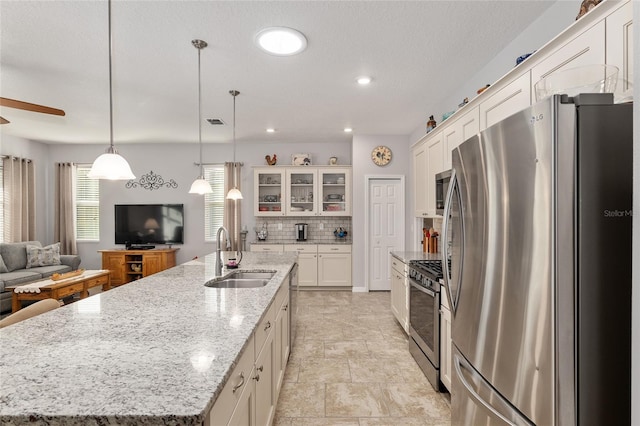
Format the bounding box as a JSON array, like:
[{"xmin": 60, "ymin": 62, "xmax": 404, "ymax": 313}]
[
  {"xmin": 254, "ymin": 167, "xmax": 351, "ymax": 217},
  {"xmin": 254, "ymin": 168, "xmax": 286, "ymax": 216}
]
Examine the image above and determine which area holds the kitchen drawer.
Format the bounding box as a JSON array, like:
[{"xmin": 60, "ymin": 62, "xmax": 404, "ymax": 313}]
[
  {"xmin": 86, "ymin": 275, "xmax": 109, "ymax": 288},
  {"xmin": 207, "ymin": 335, "xmax": 255, "ymax": 424},
  {"xmin": 284, "ymin": 244, "xmax": 317, "ymax": 253},
  {"xmin": 391, "ymin": 256, "xmax": 407, "ymax": 276},
  {"xmin": 317, "ymin": 244, "xmax": 351, "ymax": 254},
  {"xmin": 255, "ymin": 302, "xmax": 275, "ymax": 359},
  {"xmin": 250, "ymin": 244, "xmax": 284, "ymax": 252},
  {"xmin": 57, "ymin": 283, "xmax": 85, "ymax": 298}
]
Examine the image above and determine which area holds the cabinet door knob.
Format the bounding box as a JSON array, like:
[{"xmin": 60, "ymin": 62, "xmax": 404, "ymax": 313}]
[{"xmin": 264, "ymin": 321, "xmax": 271, "ymax": 331}]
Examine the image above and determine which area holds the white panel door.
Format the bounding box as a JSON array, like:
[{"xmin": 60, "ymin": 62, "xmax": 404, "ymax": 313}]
[{"xmin": 368, "ymin": 179, "xmax": 404, "ymax": 291}]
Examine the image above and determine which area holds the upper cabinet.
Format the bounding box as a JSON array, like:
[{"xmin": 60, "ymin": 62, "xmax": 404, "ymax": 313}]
[
  {"xmin": 605, "ymin": 1, "xmax": 633, "ymax": 95},
  {"xmin": 530, "ymin": 20, "xmax": 605, "ymax": 98},
  {"xmin": 412, "ymin": 141, "xmax": 428, "ymax": 217},
  {"xmin": 254, "ymin": 167, "xmax": 352, "ymax": 217},
  {"xmin": 255, "ymin": 168, "xmax": 286, "ymax": 216},
  {"xmin": 443, "ymin": 106, "xmax": 480, "ymax": 170},
  {"xmin": 480, "ymin": 72, "xmax": 531, "ymax": 130}
]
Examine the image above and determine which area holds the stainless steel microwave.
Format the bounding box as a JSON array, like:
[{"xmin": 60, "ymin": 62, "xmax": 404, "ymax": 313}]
[{"xmin": 435, "ymin": 169, "xmax": 452, "ymax": 215}]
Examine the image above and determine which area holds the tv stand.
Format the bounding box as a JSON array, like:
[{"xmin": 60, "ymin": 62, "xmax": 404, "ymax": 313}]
[{"xmin": 99, "ymin": 248, "xmax": 178, "ymax": 286}]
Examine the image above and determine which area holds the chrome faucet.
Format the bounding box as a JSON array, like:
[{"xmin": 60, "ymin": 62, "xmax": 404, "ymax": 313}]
[{"xmin": 215, "ymin": 226, "xmax": 231, "ymax": 275}]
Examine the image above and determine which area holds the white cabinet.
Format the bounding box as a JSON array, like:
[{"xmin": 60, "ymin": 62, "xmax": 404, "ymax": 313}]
[
  {"xmin": 285, "ymin": 244, "xmax": 351, "ymax": 287},
  {"xmin": 207, "ymin": 335, "xmax": 256, "ymax": 426},
  {"xmin": 390, "ymin": 255, "xmax": 409, "ymax": 334},
  {"xmin": 443, "ymin": 106, "xmax": 479, "ymax": 170},
  {"xmin": 530, "ymin": 20, "xmax": 605, "ymax": 100},
  {"xmin": 227, "ymin": 376, "xmax": 255, "ymax": 426},
  {"xmin": 254, "ymin": 168, "xmax": 286, "ymax": 216},
  {"xmin": 254, "ymin": 328, "xmax": 275, "ymax": 426},
  {"xmin": 284, "ymin": 245, "xmax": 318, "ymax": 287},
  {"xmin": 606, "ymin": 1, "xmax": 633, "ymax": 95},
  {"xmin": 412, "ymin": 132, "xmax": 444, "ymax": 217},
  {"xmin": 426, "ymin": 133, "xmax": 444, "ymax": 216},
  {"xmin": 317, "ymin": 245, "xmax": 352, "ymax": 287},
  {"xmin": 286, "ymin": 169, "xmax": 318, "ymax": 216},
  {"xmin": 318, "ymin": 168, "xmax": 351, "ymax": 216},
  {"xmin": 412, "ymin": 141, "xmax": 428, "ymax": 217},
  {"xmin": 440, "ymin": 288, "xmax": 452, "ymax": 392},
  {"xmin": 480, "ymin": 72, "xmax": 531, "ymax": 130},
  {"xmin": 274, "ymin": 283, "xmax": 290, "ymax": 394}
]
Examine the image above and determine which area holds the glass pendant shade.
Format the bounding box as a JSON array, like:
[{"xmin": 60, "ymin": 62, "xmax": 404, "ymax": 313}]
[
  {"xmin": 88, "ymin": 146, "xmax": 135, "ymax": 180},
  {"xmin": 226, "ymin": 187, "xmax": 243, "ymax": 200},
  {"xmin": 189, "ymin": 177, "xmax": 213, "ymax": 194}
]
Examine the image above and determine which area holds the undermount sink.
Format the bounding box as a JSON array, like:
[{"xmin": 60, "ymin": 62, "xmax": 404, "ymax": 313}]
[{"xmin": 205, "ymin": 271, "xmax": 276, "ymax": 289}]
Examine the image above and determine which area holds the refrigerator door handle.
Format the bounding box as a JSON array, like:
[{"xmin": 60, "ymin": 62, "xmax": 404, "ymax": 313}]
[
  {"xmin": 454, "ymin": 354, "xmax": 533, "ymax": 426},
  {"xmin": 442, "ymin": 167, "xmax": 461, "ymax": 313}
]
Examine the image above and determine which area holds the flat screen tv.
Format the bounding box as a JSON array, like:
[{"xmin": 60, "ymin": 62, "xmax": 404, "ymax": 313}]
[{"xmin": 114, "ymin": 204, "xmax": 184, "ymax": 246}]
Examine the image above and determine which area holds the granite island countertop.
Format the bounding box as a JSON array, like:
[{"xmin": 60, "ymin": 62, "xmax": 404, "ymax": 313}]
[{"xmin": 0, "ymin": 251, "xmax": 297, "ymax": 426}]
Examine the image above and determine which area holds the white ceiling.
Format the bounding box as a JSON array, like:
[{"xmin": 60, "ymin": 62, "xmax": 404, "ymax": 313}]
[{"xmin": 0, "ymin": 1, "xmax": 555, "ymax": 146}]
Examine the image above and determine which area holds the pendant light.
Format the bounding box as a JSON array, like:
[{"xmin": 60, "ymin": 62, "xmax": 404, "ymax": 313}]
[
  {"xmin": 188, "ymin": 39, "xmax": 213, "ymax": 195},
  {"xmin": 88, "ymin": 0, "xmax": 135, "ymax": 180},
  {"xmin": 226, "ymin": 90, "xmax": 243, "ymax": 200}
]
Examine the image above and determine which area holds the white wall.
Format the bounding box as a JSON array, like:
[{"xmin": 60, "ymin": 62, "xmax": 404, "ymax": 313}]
[
  {"xmin": 352, "ymin": 134, "xmax": 410, "ymax": 291},
  {"xmin": 1, "ymin": 137, "xmax": 351, "ymax": 269}
]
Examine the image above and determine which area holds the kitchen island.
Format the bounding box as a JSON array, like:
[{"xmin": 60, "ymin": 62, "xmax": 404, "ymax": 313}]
[{"xmin": 0, "ymin": 251, "xmax": 297, "ymax": 425}]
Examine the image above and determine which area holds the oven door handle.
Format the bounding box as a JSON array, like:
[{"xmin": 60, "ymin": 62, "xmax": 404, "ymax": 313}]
[{"xmin": 410, "ymin": 280, "xmax": 435, "ymax": 297}]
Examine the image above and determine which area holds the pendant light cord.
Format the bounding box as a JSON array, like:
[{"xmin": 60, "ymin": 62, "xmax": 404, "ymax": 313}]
[
  {"xmin": 108, "ymin": 0, "xmax": 115, "ymax": 152},
  {"xmin": 198, "ymin": 44, "xmax": 203, "ymax": 177}
]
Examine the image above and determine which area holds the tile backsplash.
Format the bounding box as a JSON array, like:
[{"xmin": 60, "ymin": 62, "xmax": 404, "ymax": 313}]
[{"xmin": 251, "ymin": 217, "xmax": 352, "ymax": 242}]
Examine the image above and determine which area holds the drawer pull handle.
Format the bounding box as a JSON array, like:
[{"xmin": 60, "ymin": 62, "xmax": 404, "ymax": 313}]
[
  {"xmin": 232, "ymin": 372, "xmax": 245, "ymax": 393},
  {"xmin": 254, "ymin": 373, "xmax": 260, "ymax": 382},
  {"xmin": 257, "ymin": 365, "xmax": 264, "ymax": 372},
  {"xmin": 331, "ymin": 248, "xmax": 339, "ymax": 251},
  {"xmin": 264, "ymin": 321, "xmax": 271, "ymax": 331},
  {"xmin": 283, "ymin": 304, "xmax": 288, "ymax": 311}
]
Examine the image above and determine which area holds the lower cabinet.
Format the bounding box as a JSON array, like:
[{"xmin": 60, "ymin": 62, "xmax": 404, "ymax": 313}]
[
  {"xmin": 440, "ymin": 290, "xmax": 452, "ymax": 392},
  {"xmin": 284, "ymin": 244, "xmax": 352, "ymax": 287},
  {"xmin": 390, "ymin": 255, "xmax": 409, "ymax": 334},
  {"xmin": 207, "ymin": 277, "xmax": 290, "ymax": 426}
]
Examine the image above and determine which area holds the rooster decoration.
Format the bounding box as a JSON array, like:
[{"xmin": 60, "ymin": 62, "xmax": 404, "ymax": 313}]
[{"xmin": 265, "ymin": 154, "xmax": 277, "ymax": 165}]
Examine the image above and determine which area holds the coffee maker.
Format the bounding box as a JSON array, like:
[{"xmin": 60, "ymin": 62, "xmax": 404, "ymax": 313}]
[{"xmin": 295, "ymin": 223, "xmax": 308, "ymax": 241}]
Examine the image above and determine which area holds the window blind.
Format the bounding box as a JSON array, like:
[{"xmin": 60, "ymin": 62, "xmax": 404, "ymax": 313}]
[
  {"xmin": 204, "ymin": 165, "xmax": 225, "ymax": 241},
  {"xmin": 75, "ymin": 165, "xmax": 100, "ymax": 240}
]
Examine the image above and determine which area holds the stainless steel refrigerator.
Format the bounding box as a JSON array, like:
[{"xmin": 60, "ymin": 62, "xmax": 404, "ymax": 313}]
[{"xmin": 442, "ymin": 94, "xmax": 632, "ymax": 425}]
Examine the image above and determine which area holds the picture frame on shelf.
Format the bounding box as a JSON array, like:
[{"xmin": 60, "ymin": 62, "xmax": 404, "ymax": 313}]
[{"xmin": 292, "ymin": 153, "xmax": 311, "ymax": 166}]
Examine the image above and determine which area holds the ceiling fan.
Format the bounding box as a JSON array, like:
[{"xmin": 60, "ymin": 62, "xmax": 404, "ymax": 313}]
[{"xmin": 0, "ymin": 97, "xmax": 65, "ymax": 124}]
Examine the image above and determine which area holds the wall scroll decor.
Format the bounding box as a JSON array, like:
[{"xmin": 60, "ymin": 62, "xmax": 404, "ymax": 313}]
[{"xmin": 125, "ymin": 170, "xmax": 178, "ymax": 190}]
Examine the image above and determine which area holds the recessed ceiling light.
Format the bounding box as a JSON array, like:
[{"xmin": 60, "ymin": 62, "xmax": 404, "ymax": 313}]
[
  {"xmin": 357, "ymin": 76, "xmax": 372, "ymax": 85},
  {"xmin": 266, "ymin": 128, "xmax": 276, "ymax": 133},
  {"xmin": 255, "ymin": 27, "xmax": 307, "ymax": 56},
  {"xmin": 344, "ymin": 128, "xmax": 353, "ymax": 133}
]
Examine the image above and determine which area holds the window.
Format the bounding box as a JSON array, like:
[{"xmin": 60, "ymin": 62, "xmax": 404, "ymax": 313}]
[
  {"xmin": 204, "ymin": 165, "xmax": 225, "ymax": 241},
  {"xmin": 75, "ymin": 165, "xmax": 100, "ymax": 240}
]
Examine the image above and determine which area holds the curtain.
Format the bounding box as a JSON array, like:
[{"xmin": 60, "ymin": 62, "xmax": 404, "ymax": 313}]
[
  {"xmin": 3, "ymin": 156, "xmax": 36, "ymax": 242},
  {"xmin": 224, "ymin": 162, "xmax": 242, "ymax": 251},
  {"xmin": 55, "ymin": 163, "xmax": 77, "ymax": 255}
]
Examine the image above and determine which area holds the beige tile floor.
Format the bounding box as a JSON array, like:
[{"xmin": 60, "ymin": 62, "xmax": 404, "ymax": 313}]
[{"xmin": 274, "ymin": 290, "xmax": 451, "ymax": 426}]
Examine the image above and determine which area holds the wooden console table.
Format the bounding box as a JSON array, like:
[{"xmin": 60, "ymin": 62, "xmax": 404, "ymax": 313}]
[
  {"xmin": 7, "ymin": 270, "xmax": 111, "ymax": 313},
  {"xmin": 99, "ymin": 248, "xmax": 178, "ymax": 286}
]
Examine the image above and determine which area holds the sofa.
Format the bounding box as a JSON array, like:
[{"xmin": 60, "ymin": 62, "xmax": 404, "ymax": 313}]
[{"xmin": 0, "ymin": 241, "xmax": 81, "ymax": 313}]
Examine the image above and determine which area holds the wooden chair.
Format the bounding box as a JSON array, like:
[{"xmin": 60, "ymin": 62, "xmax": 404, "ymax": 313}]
[{"xmin": 0, "ymin": 299, "xmax": 62, "ymax": 328}]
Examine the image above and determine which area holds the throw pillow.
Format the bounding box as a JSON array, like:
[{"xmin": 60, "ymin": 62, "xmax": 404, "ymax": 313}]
[
  {"xmin": 26, "ymin": 243, "xmax": 61, "ymax": 268},
  {"xmin": 0, "ymin": 254, "xmax": 8, "ymax": 273}
]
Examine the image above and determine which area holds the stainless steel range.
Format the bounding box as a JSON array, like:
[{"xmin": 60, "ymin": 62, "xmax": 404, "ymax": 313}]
[{"xmin": 408, "ymin": 259, "xmax": 444, "ymax": 392}]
